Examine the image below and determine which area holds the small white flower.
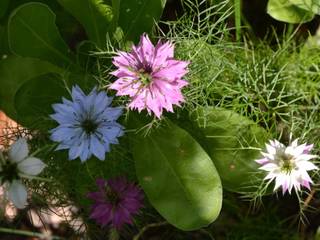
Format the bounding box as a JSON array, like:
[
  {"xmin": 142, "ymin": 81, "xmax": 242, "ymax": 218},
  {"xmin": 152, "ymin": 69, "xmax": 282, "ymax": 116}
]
[
  {"xmin": 0, "ymin": 138, "xmax": 46, "ymax": 209},
  {"xmin": 256, "ymin": 138, "xmax": 318, "ymax": 194}
]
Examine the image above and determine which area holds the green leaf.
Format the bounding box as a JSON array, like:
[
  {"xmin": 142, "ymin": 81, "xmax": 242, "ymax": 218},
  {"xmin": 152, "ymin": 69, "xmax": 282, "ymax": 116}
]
[
  {"xmin": 0, "ymin": 56, "xmax": 61, "ymax": 120},
  {"xmin": 289, "ymin": 0, "xmax": 320, "ymax": 14},
  {"xmin": 190, "ymin": 107, "xmax": 269, "ymax": 193},
  {"xmin": 57, "ymin": 0, "xmax": 113, "ymax": 48},
  {"xmin": 14, "ymin": 73, "xmax": 68, "ymax": 128},
  {"xmin": 132, "ymin": 120, "xmax": 222, "ymax": 230},
  {"xmin": 0, "ymin": 0, "xmax": 10, "ymax": 18},
  {"xmin": 118, "ymin": 0, "xmax": 166, "ymax": 41},
  {"xmin": 267, "ymin": 0, "xmax": 315, "ymax": 23},
  {"xmin": 8, "ymin": 3, "xmax": 74, "ymax": 68}
]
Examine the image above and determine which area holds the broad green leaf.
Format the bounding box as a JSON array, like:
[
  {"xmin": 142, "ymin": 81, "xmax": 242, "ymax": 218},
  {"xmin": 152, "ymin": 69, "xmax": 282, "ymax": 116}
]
[
  {"xmin": 14, "ymin": 73, "xmax": 68, "ymax": 128},
  {"xmin": 118, "ymin": 0, "xmax": 166, "ymax": 41},
  {"xmin": 267, "ymin": 0, "xmax": 314, "ymax": 23},
  {"xmin": 57, "ymin": 0, "xmax": 113, "ymax": 48},
  {"xmin": 190, "ymin": 107, "xmax": 269, "ymax": 193},
  {"xmin": 0, "ymin": 56, "xmax": 60, "ymax": 120},
  {"xmin": 0, "ymin": 0, "xmax": 10, "ymax": 18},
  {"xmin": 8, "ymin": 3, "xmax": 74, "ymax": 68},
  {"xmin": 132, "ymin": 120, "xmax": 222, "ymax": 230},
  {"xmin": 289, "ymin": 0, "xmax": 320, "ymax": 14}
]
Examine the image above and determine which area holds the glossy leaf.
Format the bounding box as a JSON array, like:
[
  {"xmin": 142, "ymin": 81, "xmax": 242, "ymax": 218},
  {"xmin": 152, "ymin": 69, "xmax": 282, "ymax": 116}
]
[
  {"xmin": 57, "ymin": 0, "xmax": 113, "ymax": 48},
  {"xmin": 118, "ymin": 0, "xmax": 166, "ymax": 41},
  {"xmin": 0, "ymin": 56, "xmax": 60, "ymax": 120},
  {"xmin": 267, "ymin": 0, "xmax": 314, "ymax": 23},
  {"xmin": 289, "ymin": 0, "xmax": 320, "ymax": 14},
  {"xmin": 132, "ymin": 120, "xmax": 222, "ymax": 230},
  {"xmin": 190, "ymin": 107, "xmax": 269, "ymax": 193},
  {"xmin": 8, "ymin": 3, "xmax": 74, "ymax": 68},
  {"xmin": 14, "ymin": 73, "xmax": 68, "ymax": 128}
]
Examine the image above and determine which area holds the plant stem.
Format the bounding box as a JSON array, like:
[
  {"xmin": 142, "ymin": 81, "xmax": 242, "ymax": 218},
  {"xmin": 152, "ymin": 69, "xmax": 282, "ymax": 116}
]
[
  {"xmin": 0, "ymin": 227, "xmax": 62, "ymax": 240},
  {"xmin": 234, "ymin": 0, "xmax": 241, "ymax": 41},
  {"xmin": 133, "ymin": 221, "xmax": 168, "ymax": 240},
  {"xmin": 109, "ymin": 228, "xmax": 119, "ymax": 240}
]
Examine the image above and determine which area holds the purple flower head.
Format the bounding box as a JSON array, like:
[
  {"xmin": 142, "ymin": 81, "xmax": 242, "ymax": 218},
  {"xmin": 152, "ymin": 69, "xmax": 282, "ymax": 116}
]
[
  {"xmin": 87, "ymin": 177, "xmax": 143, "ymax": 229},
  {"xmin": 50, "ymin": 85, "xmax": 124, "ymax": 162},
  {"xmin": 110, "ymin": 33, "xmax": 189, "ymax": 118}
]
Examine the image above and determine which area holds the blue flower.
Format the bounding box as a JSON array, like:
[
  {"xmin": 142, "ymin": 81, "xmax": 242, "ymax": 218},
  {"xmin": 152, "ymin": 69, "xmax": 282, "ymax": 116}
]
[{"xmin": 50, "ymin": 85, "xmax": 124, "ymax": 162}]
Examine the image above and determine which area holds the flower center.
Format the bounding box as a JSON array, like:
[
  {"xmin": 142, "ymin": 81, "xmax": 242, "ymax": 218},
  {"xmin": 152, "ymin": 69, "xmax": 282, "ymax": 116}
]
[
  {"xmin": 105, "ymin": 187, "xmax": 121, "ymax": 206},
  {"xmin": 138, "ymin": 67, "xmax": 153, "ymax": 85},
  {"xmin": 276, "ymin": 150, "xmax": 295, "ymax": 173},
  {"xmin": 0, "ymin": 161, "xmax": 19, "ymax": 184},
  {"xmin": 81, "ymin": 119, "xmax": 98, "ymax": 134}
]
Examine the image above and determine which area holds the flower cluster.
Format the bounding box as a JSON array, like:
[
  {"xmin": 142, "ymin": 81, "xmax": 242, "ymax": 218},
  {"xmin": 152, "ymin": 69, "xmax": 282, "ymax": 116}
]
[
  {"xmin": 50, "ymin": 34, "xmax": 189, "ymax": 162},
  {"xmin": 3, "ymin": 32, "xmax": 319, "ymax": 235},
  {"xmin": 256, "ymin": 139, "xmax": 318, "ymax": 194}
]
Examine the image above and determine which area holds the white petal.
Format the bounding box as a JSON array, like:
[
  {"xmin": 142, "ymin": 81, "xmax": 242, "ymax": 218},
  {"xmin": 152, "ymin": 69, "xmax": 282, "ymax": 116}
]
[
  {"xmin": 8, "ymin": 138, "xmax": 29, "ymax": 163},
  {"xmin": 299, "ymin": 170, "xmax": 313, "ymax": 183},
  {"xmin": 261, "ymin": 152, "xmax": 275, "ymax": 160},
  {"xmin": 8, "ymin": 180, "xmax": 27, "ymax": 209},
  {"xmin": 259, "ymin": 163, "xmax": 278, "ymax": 172},
  {"xmin": 290, "ymin": 139, "xmax": 299, "ymax": 148},
  {"xmin": 266, "ymin": 144, "xmax": 276, "ymax": 155},
  {"xmin": 286, "ymin": 144, "xmax": 306, "ymax": 157},
  {"xmin": 264, "ymin": 172, "xmax": 276, "ymax": 180},
  {"xmin": 297, "ymin": 154, "xmax": 318, "ymax": 161},
  {"xmin": 296, "ymin": 161, "xmax": 318, "ymax": 171},
  {"xmin": 18, "ymin": 157, "xmax": 46, "ymax": 176},
  {"xmin": 255, "ymin": 158, "xmax": 269, "ymax": 165},
  {"xmin": 274, "ymin": 174, "xmax": 287, "ymax": 192}
]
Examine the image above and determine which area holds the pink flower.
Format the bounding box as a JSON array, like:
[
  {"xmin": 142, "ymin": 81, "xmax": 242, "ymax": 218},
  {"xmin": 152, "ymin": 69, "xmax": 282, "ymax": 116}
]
[
  {"xmin": 110, "ymin": 34, "xmax": 189, "ymax": 118},
  {"xmin": 256, "ymin": 139, "xmax": 318, "ymax": 194},
  {"xmin": 87, "ymin": 177, "xmax": 143, "ymax": 229}
]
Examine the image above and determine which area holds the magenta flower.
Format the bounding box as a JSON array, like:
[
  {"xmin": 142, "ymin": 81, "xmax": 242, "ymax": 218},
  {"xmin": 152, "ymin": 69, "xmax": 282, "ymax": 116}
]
[
  {"xmin": 110, "ymin": 34, "xmax": 189, "ymax": 118},
  {"xmin": 87, "ymin": 177, "xmax": 143, "ymax": 229}
]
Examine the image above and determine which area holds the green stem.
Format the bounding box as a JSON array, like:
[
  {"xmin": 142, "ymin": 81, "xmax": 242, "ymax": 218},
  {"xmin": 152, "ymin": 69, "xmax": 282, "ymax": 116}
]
[
  {"xmin": 0, "ymin": 227, "xmax": 62, "ymax": 240},
  {"xmin": 20, "ymin": 174, "xmax": 51, "ymax": 182},
  {"xmin": 109, "ymin": 228, "xmax": 119, "ymax": 240},
  {"xmin": 133, "ymin": 222, "xmax": 168, "ymax": 240},
  {"xmin": 234, "ymin": 0, "xmax": 241, "ymax": 41}
]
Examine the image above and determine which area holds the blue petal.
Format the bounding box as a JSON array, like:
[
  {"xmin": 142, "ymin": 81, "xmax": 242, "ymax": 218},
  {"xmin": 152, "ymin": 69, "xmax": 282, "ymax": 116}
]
[
  {"xmin": 50, "ymin": 126, "xmax": 79, "ymax": 142},
  {"xmin": 101, "ymin": 107, "xmax": 123, "ymax": 121},
  {"xmin": 98, "ymin": 125, "xmax": 123, "ymax": 141},
  {"xmin": 90, "ymin": 135, "xmax": 106, "ymax": 160},
  {"xmin": 56, "ymin": 143, "xmax": 70, "ymax": 150},
  {"xmin": 52, "ymin": 103, "xmax": 74, "ymax": 115},
  {"xmin": 72, "ymin": 85, "xmax": 86, "ymax": 102},
  {"xmin": 50, "ymin": 113, "xmax": 77, "ymax": 125},
  {"xmin": 77, "ymin": 137, "xmax": 90, "ymax": 162},
  {"xmin": 68, "ymin": 145, "xmax": 82, "ymax": 160}
]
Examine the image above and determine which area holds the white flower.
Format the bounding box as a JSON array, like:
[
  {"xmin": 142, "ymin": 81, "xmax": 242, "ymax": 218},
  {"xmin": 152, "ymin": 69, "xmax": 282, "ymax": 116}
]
[
  {"xmin": 256, "ymin": 139, "xmax": 318, "ymax": 194},
  {"xmin": 0, "ymin": 138, "xmax": 46, "ymax": 209}
]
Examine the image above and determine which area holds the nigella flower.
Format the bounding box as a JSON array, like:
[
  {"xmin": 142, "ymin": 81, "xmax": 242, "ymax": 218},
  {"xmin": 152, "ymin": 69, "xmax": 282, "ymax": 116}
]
[
  {"xmin": 256, "ymin": 138, "xmax": 318, "ymax": 194},
  {"xmin": 0, "ymin": 138, "xmax": 46, "ymax": 209},
  {"xmin": 50, "ymin": 86, "xmax": 124, "ymax": 162},
  {"xmin": 87, "ymin": 177, "xmax": 143, "ymax": 229},
  {"xmin": 110, "ymin": 33, "xmax": 189, "ymax": 118}
]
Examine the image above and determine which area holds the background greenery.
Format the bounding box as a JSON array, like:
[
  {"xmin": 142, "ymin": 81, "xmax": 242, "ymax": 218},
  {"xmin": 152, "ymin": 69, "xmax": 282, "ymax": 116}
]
[{"xmin": 1, "ymin": 0, "xmax": 320, "ymax": 239}]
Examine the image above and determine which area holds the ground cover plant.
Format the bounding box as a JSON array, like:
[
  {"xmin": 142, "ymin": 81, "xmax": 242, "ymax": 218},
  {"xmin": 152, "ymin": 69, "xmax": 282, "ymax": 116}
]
[{"xmin": 1, "ymin": 0, "xmax": 320, "ymax": 239}]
